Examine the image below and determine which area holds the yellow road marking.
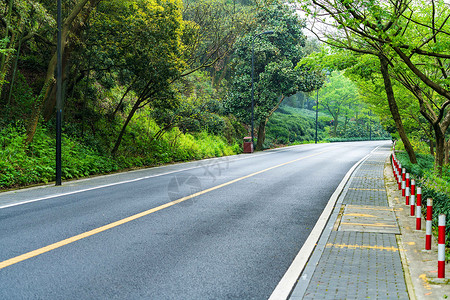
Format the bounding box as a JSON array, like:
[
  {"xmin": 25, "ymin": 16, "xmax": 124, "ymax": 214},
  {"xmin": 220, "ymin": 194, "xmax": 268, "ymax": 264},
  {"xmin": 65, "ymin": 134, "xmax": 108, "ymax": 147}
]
[
  {"xmin": 340, "ymin": 222, "xmax": 397, "ymax": 227},
  {"xmin": 346, "ymin": 206, "xmax": 397, "ymax": 211},
  {"xmin": 348, "ymin": 188, "xmax": 385, "ymax": 191},
  {"xmin": 326, "ymin": 243, "xmax": 401, "ymax": 252},
  {"xmin": 419, "ymin": 274, "xmax": 432, "ymax": 290},
  {"xmin": 345, "ymin": 213, "xmax": 377, "ymax": 218},
  {"xmin": 0, "ymin": 149, "xmax": 334, "ymax": 270}
]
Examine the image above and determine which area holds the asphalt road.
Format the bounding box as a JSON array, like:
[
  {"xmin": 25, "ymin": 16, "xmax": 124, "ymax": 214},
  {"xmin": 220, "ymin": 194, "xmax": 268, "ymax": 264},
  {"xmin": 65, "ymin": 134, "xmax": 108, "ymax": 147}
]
[{"xmin": 0, "ymin": 141, "xmax": 390, "ymax": 299}]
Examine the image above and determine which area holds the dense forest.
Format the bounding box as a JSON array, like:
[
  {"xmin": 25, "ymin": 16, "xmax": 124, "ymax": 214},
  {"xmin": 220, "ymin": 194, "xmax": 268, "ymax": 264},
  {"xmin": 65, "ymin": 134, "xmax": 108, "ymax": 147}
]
[{"xmin": 3, "ymin": 0, "xmax": 433, "ymax": 191}]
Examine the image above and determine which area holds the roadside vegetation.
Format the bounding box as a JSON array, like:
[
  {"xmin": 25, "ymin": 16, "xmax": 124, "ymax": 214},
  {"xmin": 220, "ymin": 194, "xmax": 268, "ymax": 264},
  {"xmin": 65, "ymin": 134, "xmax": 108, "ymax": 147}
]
[
  {"xmin": 395, "ymin": 140, "xmax": 450, "ymax": 247},
  {"xmin": 297, "ymin": 0, "xmax": 450, "ymax": 239},
  {"xmin": 0, "ymin": 0, "xmax": 391, "ymax": 190}
]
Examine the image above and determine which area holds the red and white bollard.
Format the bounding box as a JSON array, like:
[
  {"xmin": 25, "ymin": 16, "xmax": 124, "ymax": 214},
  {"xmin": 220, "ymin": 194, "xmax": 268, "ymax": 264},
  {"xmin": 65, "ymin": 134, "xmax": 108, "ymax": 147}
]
[
  {"xmin": 438, "ymin": 214, "xmax": 446, "ymax": 279},
  {"xmin": 410, "ymin": 188, "xmax": 415, "ymax": 216},
  {"xmin": 416, "ymin": 186, "xmax": 422, "ymax": 230},
  {"xmin": 392, "ymin": 155, "xmax": 397, "ymax": 177},
  {"xmin": 393, "ymin": 158, "xmax": 398, "ymax": 179},
  {"xmin": 406, "ymin": 186, "xmax": 410, "ymax": 206},
  {"xmin": 395, "ymin": 164, "xmax": 400, "ymax": 184},
  {"xmin": 393, "ymin": 156, "xmax": 397, "ymax": 178},
  {"xmin": 402, "ymin": 168, "xmax": 406, "ymax": 196},
  {"xmin": 398, "ymin": 164, "xmax": 403, "ymax": 190},
  {"xmin": 412, "ymin": 174, "xmax": 416, "ymax": 217},
  {"xmin": 426, "ymin": 198, "xmax": 433, "ymax": 250},
  {"xmin": 406, "ymin": 173, "xmax": 410, "ymax": 190}
]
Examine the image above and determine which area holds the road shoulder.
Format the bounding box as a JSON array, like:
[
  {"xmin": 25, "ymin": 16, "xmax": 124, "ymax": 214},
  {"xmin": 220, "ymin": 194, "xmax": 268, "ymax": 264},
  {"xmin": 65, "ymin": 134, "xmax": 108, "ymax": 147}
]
[
  {"xmin": 274, "ymin": 144, "xmax": 410, "ymax": 300},
  {"xmin": 269, "ymin": 147, "xmax": 376, "ymax": 299},
  {"xmin": 385, "ymin": 157, "xmax": 450, "ymax": 299}
]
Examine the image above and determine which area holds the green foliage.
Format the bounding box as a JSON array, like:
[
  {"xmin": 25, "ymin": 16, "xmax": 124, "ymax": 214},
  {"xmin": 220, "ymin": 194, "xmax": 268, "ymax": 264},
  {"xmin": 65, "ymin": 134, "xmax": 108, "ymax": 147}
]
[
  {"xmin": 265, "ymin": 106, "xmax": 326, "ymax": 145},
  {"xmin": 90, "ymin": 0, "xmax": 186, "ymax": 101},
  {"xmin": 225, "ymin": 3, "xmax": 324, "ymax": 125},
  {"xmin": 395, "ymin": 152, "xmax": 434, "ymax": 178},
  {"xmin": 0, "ymin": 121, "xmax": 240, "ymax": 190},
  {"xmin": 1, "ymin": 72, "xmax": 35, "ymax": 124},
  {"xmin": 396, "ymin": 150, "xmax": 450, "ymax": 247},
  {"xmin": 0, "ymin": 37, "xmax": 14, "ymax": 56},
  {"xmin": 0, "ymin": 125, "xmax": 120, "ymax": 189}
]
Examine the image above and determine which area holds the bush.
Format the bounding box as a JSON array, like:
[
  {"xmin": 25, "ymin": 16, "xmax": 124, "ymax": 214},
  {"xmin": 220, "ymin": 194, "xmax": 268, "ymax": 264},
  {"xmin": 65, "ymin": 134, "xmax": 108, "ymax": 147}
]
[
  {"xmin": 0, "ymin": 125, "xmax": 120, "ymax": 189},
  {"xmin": 0, "ymin": 119, "xmax": 241, "ymax": 190},
  {"xmin": 266, "ymin": 107, "xmax": 327, "ymax": 146},
  {"xmin": 396, "ymin": 150, "xmax": 450, "ymax": 248},
  {"xmin": 395, "ymin": 152, "xmax": 434, "ymax": 178}
]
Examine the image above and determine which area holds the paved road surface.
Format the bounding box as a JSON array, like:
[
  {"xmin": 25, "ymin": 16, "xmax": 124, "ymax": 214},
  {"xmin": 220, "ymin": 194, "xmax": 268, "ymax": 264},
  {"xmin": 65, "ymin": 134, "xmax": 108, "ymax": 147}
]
[{"xmin": 0, "ymin": 141, "xmax": 390, "ymax": 299}]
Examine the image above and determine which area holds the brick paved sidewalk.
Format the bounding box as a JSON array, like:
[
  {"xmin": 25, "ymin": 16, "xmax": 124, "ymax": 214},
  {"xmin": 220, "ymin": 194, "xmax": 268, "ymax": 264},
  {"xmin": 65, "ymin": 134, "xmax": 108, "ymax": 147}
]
[{"xmin": 289, "ymin": 145, "xmax": 410, "ymax": 299}]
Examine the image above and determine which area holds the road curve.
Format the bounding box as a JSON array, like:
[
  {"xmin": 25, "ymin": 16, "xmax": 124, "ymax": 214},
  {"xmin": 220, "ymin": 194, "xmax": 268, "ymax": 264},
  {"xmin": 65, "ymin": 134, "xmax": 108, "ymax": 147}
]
[{"xmin": 0, "ymin": 141, "xmax": 390, "ymax": 299}]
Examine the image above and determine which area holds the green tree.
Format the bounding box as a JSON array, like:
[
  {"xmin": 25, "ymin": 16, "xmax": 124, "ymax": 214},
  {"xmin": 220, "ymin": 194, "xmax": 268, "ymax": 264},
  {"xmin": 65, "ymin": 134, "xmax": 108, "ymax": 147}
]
[
  {"xmin": 225, "ymin": 3, "xmax": 323, "ymax": 150},
  {"xmin": 85, "ymin": 0, "xmax": 187, "ymax": 155},
  {"xmin": 81, "ymin": 0, "xmax": 245, "ymax": 155},
  {"xmin": 0, "ymin": 0, "xmax": 56, "ymax": 114},
  {"xmin": 301, "ymin": 0, "xmax": 450, "ymax": 173},
  {"xmin": 22, "ymin": 0, "xmax": 101, "ymax": 143},
  {"xmin": 317, "ymin": 71, "xmax": 359, "ymax": 137}
]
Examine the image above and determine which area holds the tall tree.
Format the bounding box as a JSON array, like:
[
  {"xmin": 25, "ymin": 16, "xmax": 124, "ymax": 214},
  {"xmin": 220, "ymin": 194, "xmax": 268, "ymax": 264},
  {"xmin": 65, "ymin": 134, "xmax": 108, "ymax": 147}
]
[
  {"xmin": 84, "ymin": 0, "xmax": 245, "ymax": 155},
  {"xmin": 317, "ymin": 71, "xmax": 359, "ymax": 137},
  {"xmin": 0, "ymin": 0, "xmax": 55, "ymax": 104},
  {"xmin": 25, "ymin": 0, "xmax": 101, "ymax": 143},
  {"xmin": 301, "ymin": 0, "xmax": 450, "ymax": 172},
  {"xmin": 225, "ymin": 3, "xmax": 323, "ymax": 150}
]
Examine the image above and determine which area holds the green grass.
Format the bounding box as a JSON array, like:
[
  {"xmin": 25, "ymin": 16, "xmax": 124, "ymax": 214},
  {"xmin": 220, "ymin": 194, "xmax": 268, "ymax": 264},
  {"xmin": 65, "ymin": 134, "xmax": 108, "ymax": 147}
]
[{"xmin": 0, "ymin": 123, "xmax": 240, "ymax": 190}]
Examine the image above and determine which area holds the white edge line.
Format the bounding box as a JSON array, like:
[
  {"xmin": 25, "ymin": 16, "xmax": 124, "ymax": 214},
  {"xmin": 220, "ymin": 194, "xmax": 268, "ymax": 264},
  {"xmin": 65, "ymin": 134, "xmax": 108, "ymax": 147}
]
[
  {"xmin": 0, "ymin": 142, "xmax": 377, "ymax": 210},
  {"xmin": 268, "ymin": 149, "xmax": 376, "ymax": 300},
  {"xmin": 0, "ymin": 143, "xmax": 333, "ymax": 210},
  {"xmin": 0, "ymin": 165, "xmax": 207, "ymax": 210}
]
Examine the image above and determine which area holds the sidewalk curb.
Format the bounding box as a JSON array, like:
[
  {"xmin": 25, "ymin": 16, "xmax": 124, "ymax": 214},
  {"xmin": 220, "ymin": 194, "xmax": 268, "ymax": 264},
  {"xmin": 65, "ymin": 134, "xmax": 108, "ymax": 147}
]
[
  {"xmin": 268, "ymin": 149, "xmax": 375, "ymax": 300},
  {"xmin": 385, "ymin": 157, "xmax": 417, "ymax": 300},
  {"xmin": 396, "ymin": 234, "xmax": 417, "ymax": 300}
]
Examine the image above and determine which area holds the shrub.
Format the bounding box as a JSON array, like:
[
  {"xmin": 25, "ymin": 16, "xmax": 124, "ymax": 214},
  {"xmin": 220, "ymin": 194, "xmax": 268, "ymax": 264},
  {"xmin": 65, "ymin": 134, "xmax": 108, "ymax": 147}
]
[
  {"xmin": 266, "ymin": 107, "xmax": 327, "ymax": 146},
  {"xmin": 0, "ymin": 125, "xmax": 119, "ymax": 189},
  {"xmin": 396, "ymin": 150, "xmax": 450, "ymax": 248}
]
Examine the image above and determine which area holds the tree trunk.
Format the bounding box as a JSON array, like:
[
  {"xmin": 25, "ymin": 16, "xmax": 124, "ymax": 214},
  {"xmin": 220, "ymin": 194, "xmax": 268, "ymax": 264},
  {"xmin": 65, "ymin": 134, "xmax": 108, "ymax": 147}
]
[
  {"xmin": 445, "ymin": 138, "xmax": 449, "ymax": 165},
  {"xmin": 42, "ymin": 49, "xmax": 72, "ymax": 121},
  {"xmin": 256, "ymin": 121, "xmax": 266, "ymax": 151},
  {"xmin": 430, "ymin": 138, "xmax": 435, "ymax": 157},
  {"xmin": 254, "ymin": 95, "xmax": 286, "ymax": 150},
  {"xmin": 25, "ymin": 0, "xmax": 99, "ymax": 143},
  {"xmin": 379, "ymin": 54, "xmax": 417, "ymax": 164},
  {"xmin": 6, "ymin": 35, "xmax": 23, "ymax": 107},
  {"xmin": 25, "ymin": 80, "xmax": 53, "ymax": 144},
  {"xmin": 111, "ymin": 100, "xmax": 141, "ymax": 156},
  {"xmin": 333, "ymin": 116, "xmax": 338, "ymax": 137},
  {"xmin": 433, "ymin": 124, "xmax": 446, "ymax": 175},
  {"xmin": 343, "ymin": 117, "xmax": 349, "ymax": 135},
  {"xmin": 0, "ymin": 0, "xmax": 14, "ymax": 94}
]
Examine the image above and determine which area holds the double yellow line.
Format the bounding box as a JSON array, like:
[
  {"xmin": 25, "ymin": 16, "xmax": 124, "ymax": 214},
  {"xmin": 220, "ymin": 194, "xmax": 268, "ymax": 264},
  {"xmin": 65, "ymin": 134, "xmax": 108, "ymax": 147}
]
[{"xmin": 0, "ymin": 148, "xmax": 333, "ymax": 269}]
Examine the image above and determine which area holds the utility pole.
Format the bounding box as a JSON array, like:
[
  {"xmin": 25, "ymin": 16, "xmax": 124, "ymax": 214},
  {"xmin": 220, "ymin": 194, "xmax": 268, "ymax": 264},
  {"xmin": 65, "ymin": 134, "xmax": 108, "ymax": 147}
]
[
  {"xmin": 56, "ymin": 0, "xmax": 62, "ymax": 186},
  {"xmin": 315, "ymin": 89, "xmax": 319, "ymax": 144}
]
